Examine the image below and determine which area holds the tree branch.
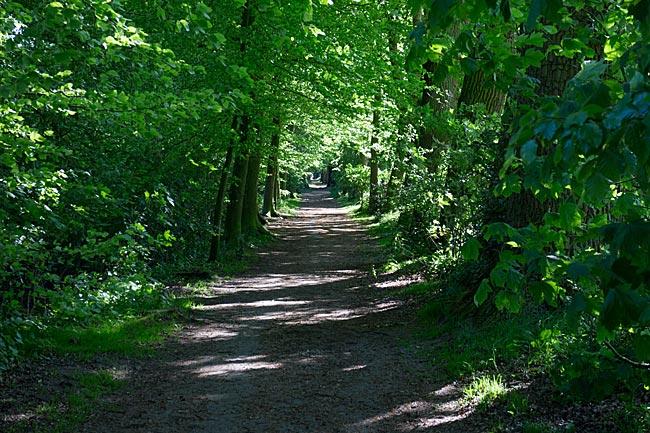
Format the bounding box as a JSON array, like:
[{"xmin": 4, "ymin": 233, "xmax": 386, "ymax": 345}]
[{"xmin": 604, "ymin": 341, "xmax": 650, "ymax": 370}]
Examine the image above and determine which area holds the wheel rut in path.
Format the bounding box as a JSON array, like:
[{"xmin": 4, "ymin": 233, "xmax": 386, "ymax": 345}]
[{"xmin": 83, "ymin": 186, "xmax": 469, "ymax": 433}]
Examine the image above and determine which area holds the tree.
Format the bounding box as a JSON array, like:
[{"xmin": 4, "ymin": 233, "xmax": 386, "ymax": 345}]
[{"xmin": 262, "ymin": 117, "xmax": 282, "ymax": 217}]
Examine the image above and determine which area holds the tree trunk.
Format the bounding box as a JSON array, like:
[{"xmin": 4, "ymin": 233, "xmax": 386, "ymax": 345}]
[
  {"xmin": 326, "ymin": 164, "xmax": 334, "ymax": 187},
  {"xmin": 457, "ymin": 69, "xmax": 505, "ymax": 115},
  {"xmin": 502, "ymin": 28, "xmax": 584, "ymax": 228},
  {"xmin": 274, "ymin": 172, "xmax": 281, "ymax": 205},
  {"xmin": 416, "ymin": 29, "xmax": 460, "ymax": 174},
  {"xmin": 385, "ymin": 160, "xmax": 405, "ymax": 208},
  {"xmin": 221, "ymin": 0, "xmax": 256, "ymax": 249},
  {"xmin": 368, "ymin": 108, "xmax": 380, "ymax": 214},
  {"xmin": 241, "ymin": 150, "xmax": 266, "ymax": 236},
  {"xmin": 262, "ymin": 117, "xmax": 281, "ymax": 217},
  {"xmin": 208, "ymin": 142, "xmax": 235, "ymax": 262},
  {"xmin": 223, "ymin": 149, "xmax": 249, "ymax": 248},
  {"xmin": 262, "ymin": 153, "xmax": 279, "ymax": 217}
]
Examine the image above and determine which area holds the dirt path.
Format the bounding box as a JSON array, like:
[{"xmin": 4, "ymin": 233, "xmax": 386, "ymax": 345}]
[{"xmin": 81, "ymin": 186, "xmax": 473, "ymax": 432}]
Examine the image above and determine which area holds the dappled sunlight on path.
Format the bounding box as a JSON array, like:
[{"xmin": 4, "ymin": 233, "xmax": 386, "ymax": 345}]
[{"xmin": 81, "ymin": 187, "xmax": 477, "ymax": 433}]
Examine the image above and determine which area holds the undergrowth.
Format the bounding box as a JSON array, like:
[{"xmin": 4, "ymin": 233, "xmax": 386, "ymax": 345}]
[{"xmin": 360, "ymin": 202, "xmax": 650, "ymax": 432}]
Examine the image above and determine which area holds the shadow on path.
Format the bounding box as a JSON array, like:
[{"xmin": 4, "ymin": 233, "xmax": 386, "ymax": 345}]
[{"xmin": 81, "ymin": 187, "xmax": 483, "ymax": 433}]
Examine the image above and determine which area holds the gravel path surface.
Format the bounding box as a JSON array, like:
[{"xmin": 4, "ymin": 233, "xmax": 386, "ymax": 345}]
[{"xmin": 80, "ymin": 186, "xmax": 476, "ymax": 432}]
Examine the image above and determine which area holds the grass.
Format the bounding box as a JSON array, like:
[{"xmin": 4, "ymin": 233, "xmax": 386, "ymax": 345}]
[
  {"xmin": 463, "ymin": 374, "xmax": 507, "ymax": 409},
  {"xmin": 5, "ymin": 308, "xmax": 187, "ymax": 433},
  {"xmin": 5, "ymin": 369, "xmax": 124, "ymax": 433},
  {"xmin": 417, "ymin": 303, "xmax": 539, "ymax": 377},
  {"xmin": 26, "ymin": 313, "xmax": 182, "ymax": 359},
  {"xmin": 397, "ymin": 281, "xmax": 437, "ymax": 296},
  {"xmin": 277, "ymin": 195, "xmax": 302, "ymax": 214}
]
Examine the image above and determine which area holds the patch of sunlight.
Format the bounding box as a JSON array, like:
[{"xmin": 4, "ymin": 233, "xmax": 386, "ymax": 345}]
[
  {"xmin": 373, "ymin": 275, "xmax": 424, "ymax": 290},
  {"xmin": 195, "ymin": 359, "xmax": 283, "ymax": 377},
  {"xmin": 463, "ymin": 374, "xmax": 507, "ymax": 408},
  {"xmin": 350, "ymin": 384, "xmax": 471, "ymax": 430},
  {"xmin": 175, "ymin": 355, "xmax": 218, "ymax": 367},
  {"xmin": 282, "ymin": 300, "xmax": 401, "ymax": 325},
  {"xmin": 191, "ymin": 326, "xmax": 238, "ymax": 341},
  {"xmin": 3, "ymin": 411, "xmax": 36, "ymax": 424},
  {"xmin": 351, "ymin": 401, "xmax": 436, "ymax": 428},
  {"xmin": 200, "ymin": 299, "xmax": 311, "ymax": 311},
  {"xmin": 225, "ymin": 355, "xmax": 267, "ymax": 362},
  {"xmin": 342, "ymin": 364, "xmax": 367, "ymax": 372},
  {"xmin": 205, "ymin": 273, "xmax": 357, "ymax": 293}
]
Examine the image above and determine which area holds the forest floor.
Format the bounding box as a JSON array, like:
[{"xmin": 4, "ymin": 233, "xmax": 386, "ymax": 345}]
[{"xmin": 1, "ymin": 186, "xmax": 637, "ymax": 432}]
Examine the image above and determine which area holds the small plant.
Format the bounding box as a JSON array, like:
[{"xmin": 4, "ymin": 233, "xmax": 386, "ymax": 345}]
[
  {"xmin": 463, "ymin": 374, "xmax": 507, "ymax": 409},
  {"xmin": 610, "ymin": 402, "xmax": 650, "ymax": 433},
  {"xmin": 507, "ymin": 390, "xmax": 529, "ymax": 416}
]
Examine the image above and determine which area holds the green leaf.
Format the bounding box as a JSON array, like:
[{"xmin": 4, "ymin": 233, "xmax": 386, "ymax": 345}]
[
  {"xmin": 529, "ymin": 280, "xmax": 560, "ymax": 307},
  {"xmin": 559, "ymin": 202, "xmax": 583, "ymax": 231},
  {"xmin": 428, "ymin": 0, "xmax": 454, "ymax": 32},
  {"xmin": 474, "ymin": 279, "xmax": 492, "ymax": 306},
  {"xmin": 303, "ymin": 3, "xmax": 313, "ymax": 22},
  {"xmin": 633, "ymin": 334, "xmax": 650, "ymax": 362},
  {"xmin": 526, "ymin": 0, "xmax": 542, "ymax": 32},
  {"xmin": 572, "ymin": 60, "xmax": 608, "ymax": 84},
  {"xmin": 495, "ymin": 290, "xmax": 521, "ymax": 313},
  {"xmin": 496, "ymin": 173, "xmax": 522, "ymax": 198},
  {"xmin": 461, "ymin": 237, "xmax": 481, "ymax": 261},
  {"xmin": 601, "ymin": 287, "xmax": 643, "ymax": 331},
  {"xmin": 520, "ymin": 139, "xmax": 538, "ymax": 166},
  {"xmin": 597, "ymin": 150, "xmax": 627, "ymax": 181},
  {"xmin": 566, "ymin": 262, "xmax": 591, "ymax": 281},
  {"xmin": 490, "ymin": 265, "xmax": 522, "ymax": 289},
  {"xmin": 534, "ymin": 119, "xmax": 557, "ymax": 141},
  {"xmin": 584, "ymin": 174, "xmax": 611, "ymax": 202},
  {"xmin": 207, "ymin": 32, "xmax": 226, "ymax": 48},
  {"xmin": 629, "ymin": 0, "xmax": 650, "ymax": 38},
  {"xmin": 460, "ymin": 57, "xmax": 479, "ymax": 74},
  {"xmin": 176, "ymin": 19, "xmax": 190, "ymax": 32}
]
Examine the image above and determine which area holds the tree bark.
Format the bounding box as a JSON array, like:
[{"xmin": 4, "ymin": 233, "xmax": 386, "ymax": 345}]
[
  {"xmin": 326, "ymin": 164, "xmax": 334, "ymax": 187},
  {"xmin": 262, "ymin": 117, "xmax": 281, "ymax": 217},
  {"xmin": 208, "ymin": 142, "xmax": 235, "ymax": 262},
  {"xmin": 385, "ymin": 160, "xmax": 405, "ymax": 208},
  {"xmin": 274, "ymin": 172, "xmax": 281, "ymax": 204},
  {"xmin": 368, "ymin": 109, "xmax": 380, "ymax": 214},
  {"xmin": 502, "ymin": 27, "xmax": 585, "ymax": 228},
  {"xmin": 416, "ymin": 26, "xmax": 460, "ymax": 174},
  {"xmin": 241, "ymin": 150, "xmax": 266, "ymax": 236},
  {"xmin": 457, "ymin": 69, "xmax": 506, "ymax": 115},
  {"xmin": 223, "ymin": 147, "xmax": 249, "ymax": 248}
]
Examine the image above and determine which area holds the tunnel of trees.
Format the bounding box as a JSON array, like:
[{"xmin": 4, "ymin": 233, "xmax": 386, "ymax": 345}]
[{"xmin": 2, "ymin": 0, "xmax": 650, "ymax": 407}]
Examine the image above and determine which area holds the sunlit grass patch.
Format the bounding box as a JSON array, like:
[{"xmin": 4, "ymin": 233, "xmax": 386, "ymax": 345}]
[
  {"xmin": 463, "ymin": 374, "xmax": 507, "ymax": 409},
  {"xmin": 277, "ymin": 195, "xmax": 302, "ymax": 214}
]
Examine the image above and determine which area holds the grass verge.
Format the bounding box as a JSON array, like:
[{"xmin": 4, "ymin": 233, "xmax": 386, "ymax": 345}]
[
  {"xmin": 4, "ymin": 369, "xmax": 124, "ymax": 433},
  {"xmin": 3, "ymin": 298, "xmax": 193, "ymax": 433}
]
